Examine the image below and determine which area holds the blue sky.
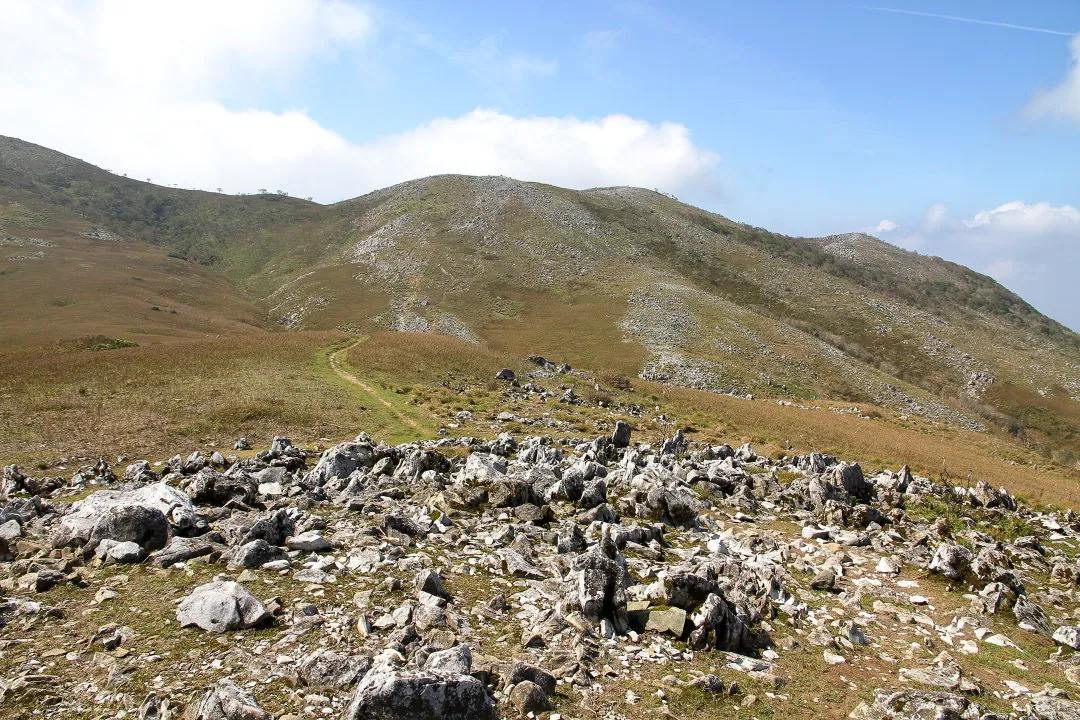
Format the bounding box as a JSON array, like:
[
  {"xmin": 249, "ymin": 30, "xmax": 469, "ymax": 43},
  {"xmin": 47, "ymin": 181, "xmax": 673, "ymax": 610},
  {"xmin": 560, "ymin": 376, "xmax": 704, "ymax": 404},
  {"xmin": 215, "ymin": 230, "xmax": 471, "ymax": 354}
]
[{"xmin": 1, "ymin": 0, "xmax": 1078, "ymax": 329}]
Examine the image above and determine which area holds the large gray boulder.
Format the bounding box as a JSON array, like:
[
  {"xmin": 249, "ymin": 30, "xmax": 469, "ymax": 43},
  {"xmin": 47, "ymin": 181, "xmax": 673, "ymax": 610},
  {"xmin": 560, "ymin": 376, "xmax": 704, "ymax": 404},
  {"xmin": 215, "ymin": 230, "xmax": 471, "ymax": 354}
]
[
  {"xmin": 342, "ymin": 656, "xmax": 496, "ymax": 720},
  {"xmin": 85, "ymin": 504, "xmax": 169, "ymax": 556},
  {"xmin": 928, "ymin": 543, "xmax": 972, "ymax": 580},
  {"xmin": 228, "ymin": 539, "xmax": 285, "ymax": 569},
  {"xmin": 832, "ymin": 462, "xmax": 870, "ymax": 501},
  {"xmin": 55, "ymin": 483, "xmax": 197, "ymax": 548},
  {"xmin": 297, "ymin": 649, "xmax": 372, "ymax": 689},
  {"xmin": 304, "ymin": 442, "xmax": 374, "ymax": 486},
  {"xmin": 176, "ymin": 581, "xmax": 270, "ymax": 633},
  {"xmin": 183, "ymin": 678, "xmax": 273, "ymax": 720},
  {"xmin": 849, "ymin": 689, "xmax": 983, "ymax": 720},
  {"xmin": 180, "ymin": 468, "xmax": 256, "ymax": 507}
]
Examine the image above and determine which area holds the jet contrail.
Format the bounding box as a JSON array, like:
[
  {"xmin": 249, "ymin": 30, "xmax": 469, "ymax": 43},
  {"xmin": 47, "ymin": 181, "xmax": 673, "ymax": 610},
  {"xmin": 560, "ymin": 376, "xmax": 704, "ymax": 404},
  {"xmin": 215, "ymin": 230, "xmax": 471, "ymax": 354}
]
[{"xmin": 857, "ymin": 6, "xmax": 1074, "ymax": 36}]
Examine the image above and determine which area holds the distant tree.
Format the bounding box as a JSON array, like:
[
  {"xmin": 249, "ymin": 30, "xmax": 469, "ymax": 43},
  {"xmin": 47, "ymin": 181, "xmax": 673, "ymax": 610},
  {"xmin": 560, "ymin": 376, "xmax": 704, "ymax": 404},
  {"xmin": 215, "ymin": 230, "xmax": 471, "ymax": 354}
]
[
  {"xmin": 257, "ymin": 188, "xmax": 268, "ymax": 195},
  {"xmin": 276, "ymin": 189, "xmax": 288, "ymax": 196},
  {"xmin": 216, "ymin": 187, "xmax": 223, "ymax": 193}
]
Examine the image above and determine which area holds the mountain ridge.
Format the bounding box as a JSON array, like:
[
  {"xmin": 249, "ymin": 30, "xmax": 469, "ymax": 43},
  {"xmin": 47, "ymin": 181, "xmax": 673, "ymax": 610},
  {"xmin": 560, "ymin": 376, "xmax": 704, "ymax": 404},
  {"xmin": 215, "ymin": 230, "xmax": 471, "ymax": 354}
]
[{"xmin": 0, "ymin": 135, "xmax": 1077, "ymax": 467}]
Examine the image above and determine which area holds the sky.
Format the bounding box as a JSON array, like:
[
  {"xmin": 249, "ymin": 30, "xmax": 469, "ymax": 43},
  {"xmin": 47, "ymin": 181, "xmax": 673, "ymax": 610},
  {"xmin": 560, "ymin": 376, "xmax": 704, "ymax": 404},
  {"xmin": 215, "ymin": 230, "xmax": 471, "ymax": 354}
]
[{"xmin": 1, "ymin": 1, "xmax": 1078, "ymax": 330}]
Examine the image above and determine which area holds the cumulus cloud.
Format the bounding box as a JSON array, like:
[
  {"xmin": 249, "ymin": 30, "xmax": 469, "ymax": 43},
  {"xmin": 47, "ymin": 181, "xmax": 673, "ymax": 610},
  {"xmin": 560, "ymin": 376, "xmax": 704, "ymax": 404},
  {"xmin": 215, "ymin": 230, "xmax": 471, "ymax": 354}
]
[
  {"xmin": 871, "ymin": 219, "xmax": 897, "ymax": 234},
  {"xmin": 963, "ymin": 200, "xmax": 1080, "ymax": 235},
  {"xmin": 1, "ymin": 0, "xmax": 374, "ymax": 100},
  {"xmin": 0, "ymin": 0, "xmax": 718, "ymax": 201},
  {"xmin": 1026, "ymin": 33, "xmax": 1080, "ymax": 122},
  {"xmin": 881, "ymin": 200, "xmax": 1080, "ymax": 330},
  {"xmin": 343, "ymin": 110, "xmax": 719, "ymax": 196}
]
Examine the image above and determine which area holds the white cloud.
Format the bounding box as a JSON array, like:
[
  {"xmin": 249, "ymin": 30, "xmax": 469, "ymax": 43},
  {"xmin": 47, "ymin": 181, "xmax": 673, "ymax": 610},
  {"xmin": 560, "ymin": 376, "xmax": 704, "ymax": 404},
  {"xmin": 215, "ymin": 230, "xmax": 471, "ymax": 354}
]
[
  {"xmin": 345, "ymin": 110, "xmax": 720, "ymax": 196},
  {"xmin": 1, "ymin": 0, "xmax": 373, "ymax": 101},
  {"xmin": 925, "ymin": 203, "xmax": 948, "ymax": 230},
  {"xmin": 872, "ymin": 219, "xmax": 897, "ymax": 233},
  {"xmin": 963, "ymin": 200, "xmax": 1080, "ymax": 235},
  {"xmin": 0, "ymin": 1, "xmax": 719, "ymax": 202},
  {"xmin": 1026, "ymin": 33, "xmax": 1080, "ymax": 122},
  {"xmin": 878, "ymin": 200, "xmax": 1080, "ymax": 330}
]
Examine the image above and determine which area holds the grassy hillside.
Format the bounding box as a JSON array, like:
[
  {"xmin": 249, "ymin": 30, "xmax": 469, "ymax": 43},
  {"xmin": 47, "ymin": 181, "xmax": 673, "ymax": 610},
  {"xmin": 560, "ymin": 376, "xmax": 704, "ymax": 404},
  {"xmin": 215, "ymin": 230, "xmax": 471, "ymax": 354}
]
[
  {"xmin": 1, "ymin": 135, "xmax": 1077, "ymax": 474},
  {"xmin": 0, "ymin": 187, "xmax": 268, "ymax": 345}
]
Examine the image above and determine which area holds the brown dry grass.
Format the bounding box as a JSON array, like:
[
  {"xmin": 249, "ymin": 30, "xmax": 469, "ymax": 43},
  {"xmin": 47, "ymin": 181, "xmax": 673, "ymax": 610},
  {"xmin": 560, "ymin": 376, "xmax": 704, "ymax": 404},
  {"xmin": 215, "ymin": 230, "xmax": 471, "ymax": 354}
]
[
  {"xmin": 0, "ymin": 332, "xmax": 373, "ymax": 465},
  {"xmin": 474, "ymin": 285, "xmax": 650, "ymax": 377},
  {"xmin": 0, "ymin": 192, "xmax": 267, "ymax": 347},
  {"xmin": 345, "ymin": 330, "xmax": 520, "ymax": 387},
  {"xmin": 1, "ymin": 324, "xmax": 1075, "ymax": 511}
]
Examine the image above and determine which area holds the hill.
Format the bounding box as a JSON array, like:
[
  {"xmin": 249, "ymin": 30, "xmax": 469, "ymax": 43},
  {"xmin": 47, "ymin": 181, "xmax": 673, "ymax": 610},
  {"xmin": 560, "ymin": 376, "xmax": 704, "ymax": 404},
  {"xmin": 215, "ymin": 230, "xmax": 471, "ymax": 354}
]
[{"xmin": 0, "ymin": 135, "xmax": 1077, "ymax": 472}]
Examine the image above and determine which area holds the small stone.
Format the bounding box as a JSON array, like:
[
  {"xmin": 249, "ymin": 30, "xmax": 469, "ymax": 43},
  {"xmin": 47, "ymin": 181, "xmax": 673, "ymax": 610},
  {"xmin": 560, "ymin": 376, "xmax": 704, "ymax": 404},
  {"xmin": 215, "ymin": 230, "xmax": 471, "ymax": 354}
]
[
  {"xmin": 509, "ymin": 680, "xmax": 550, "ymax": 714},
  {"xmin": 823, "ymin": 651, "xmax": 846, "ymax": 665},
  {"xmin": 286, "ymin": 531, "xmax": 332, "ymax": 553}
]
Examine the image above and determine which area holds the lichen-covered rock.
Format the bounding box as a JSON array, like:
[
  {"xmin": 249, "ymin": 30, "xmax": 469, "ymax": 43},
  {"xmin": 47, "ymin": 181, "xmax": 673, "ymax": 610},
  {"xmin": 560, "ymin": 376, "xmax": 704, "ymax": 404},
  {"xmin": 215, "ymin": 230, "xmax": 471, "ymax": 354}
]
[
  {"xmin": 85, "ymin": 504, "xmax": 169, "ymax": 557},
  {"xmin": 928, "ymin": 543, "xmax": 972, "ymax": 580},
  {"xmin": 176, "ymin": 581, "xmax": 270, "ymax": 633},
  {"xmin": 297, "ymin": 648, "xmax": 371, "ymax": 689},
  {"xmin": 341, "ymin": 655, "xmax": 497, "ymax": 720},
  {"xmin": 54, "ymin": 483, "xmax": 197, "ymax": 548},
  {"xmin": 183, "ymin": 678, "xmax": 273, "ymax": 720},
  {"xmin": 849, "ymin": 689, "xmax": 983, "ymax": 720},
  {"xmin": 180, "ymin": 469, "xmax": 256, "ymax": 507}
]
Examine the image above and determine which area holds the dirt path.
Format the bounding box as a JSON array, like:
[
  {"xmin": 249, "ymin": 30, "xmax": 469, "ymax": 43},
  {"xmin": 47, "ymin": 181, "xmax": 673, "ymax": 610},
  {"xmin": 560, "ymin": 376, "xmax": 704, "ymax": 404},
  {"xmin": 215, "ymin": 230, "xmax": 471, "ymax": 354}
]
[{"xmin": 328, "ymin": 340, "xmax": 420, "ymax": 428}]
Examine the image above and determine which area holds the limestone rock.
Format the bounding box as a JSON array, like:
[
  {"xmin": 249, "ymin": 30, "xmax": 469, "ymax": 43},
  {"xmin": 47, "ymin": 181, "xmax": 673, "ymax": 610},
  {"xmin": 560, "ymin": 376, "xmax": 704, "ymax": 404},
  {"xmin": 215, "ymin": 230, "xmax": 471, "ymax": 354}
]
[
  {"xmin": 176, "ymin": 581, "xmax": 270, "ymax": 633},
  {"xmin": 183, "ymin": 679, "xmax": 273, "ymax": 720},
  {"xmin": 341, "ymin": 656, "xmax": 497, "ymax": 720}
]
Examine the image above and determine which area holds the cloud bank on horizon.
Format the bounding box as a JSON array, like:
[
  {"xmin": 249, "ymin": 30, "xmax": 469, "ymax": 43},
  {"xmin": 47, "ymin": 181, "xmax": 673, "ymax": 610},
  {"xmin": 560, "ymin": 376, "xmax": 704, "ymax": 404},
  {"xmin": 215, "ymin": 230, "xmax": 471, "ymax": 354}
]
[
  {"xmin": 0, "ymin": 0, "xmax": 1077, "ymax": 330},
  {"xmin": 0, "ymin": 0, "xmax": 719, "ymax": 201},
  {"xmin": 868, "ymin": 201, "xmax": 1079, "ymax": 327}
]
